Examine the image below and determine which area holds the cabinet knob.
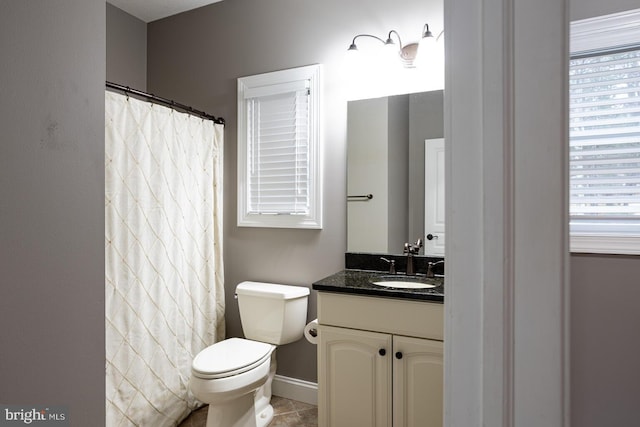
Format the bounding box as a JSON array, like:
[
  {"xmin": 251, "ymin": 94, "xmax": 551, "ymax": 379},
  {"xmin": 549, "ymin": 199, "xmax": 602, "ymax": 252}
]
[
  {"xmin": 379, "ymin": 348, "xmax": 386, "ymax": 356},
  {"xmin": 395, "ymin": 351, "xmax": 403, "ymax": 359}
]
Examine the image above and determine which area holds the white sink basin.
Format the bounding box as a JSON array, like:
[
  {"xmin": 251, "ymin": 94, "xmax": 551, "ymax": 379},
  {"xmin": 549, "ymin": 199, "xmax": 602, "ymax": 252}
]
[{"xmin": 372, "ymin": 279, "xmax": 437, "ymax": 289}]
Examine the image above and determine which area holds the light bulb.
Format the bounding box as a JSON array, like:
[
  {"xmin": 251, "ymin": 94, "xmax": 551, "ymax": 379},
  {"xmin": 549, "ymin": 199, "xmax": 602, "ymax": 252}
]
[{"xmin": 415, "ymin": 34, "xmax": 436, "ymax": 68}]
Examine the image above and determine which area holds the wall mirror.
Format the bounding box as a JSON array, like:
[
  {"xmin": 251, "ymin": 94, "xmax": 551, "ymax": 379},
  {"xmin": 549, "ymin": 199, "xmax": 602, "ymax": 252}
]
[{"xmin": 347, "ymin": 90, "xmax": 444, "ymax": 256}]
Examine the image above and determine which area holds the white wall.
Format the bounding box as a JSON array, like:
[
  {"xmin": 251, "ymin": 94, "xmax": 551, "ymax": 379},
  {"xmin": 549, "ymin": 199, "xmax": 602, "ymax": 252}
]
[{"xmin": 0, "ymin": 0, "xmax": 105, "ymax": 423}]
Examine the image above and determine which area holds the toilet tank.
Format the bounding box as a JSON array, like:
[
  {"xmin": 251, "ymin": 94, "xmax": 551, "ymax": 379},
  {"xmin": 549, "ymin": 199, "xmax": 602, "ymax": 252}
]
[{"xmin": 236, "ymin": 281, "xmax": 310, "ymax": 345}]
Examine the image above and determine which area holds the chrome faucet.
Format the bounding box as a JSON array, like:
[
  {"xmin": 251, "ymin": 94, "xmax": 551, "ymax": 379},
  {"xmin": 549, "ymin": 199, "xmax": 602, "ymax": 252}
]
[
  {"xmin": 380, "ymin": 257, "xmax": 396, "ymax": 274},
  {"xmin": 403, "ymin": 239, "xmax": 423, "ymax": 275},
  {"xmin": 426, "ymin": 260, "xmax": 445, "ymax": 278}
]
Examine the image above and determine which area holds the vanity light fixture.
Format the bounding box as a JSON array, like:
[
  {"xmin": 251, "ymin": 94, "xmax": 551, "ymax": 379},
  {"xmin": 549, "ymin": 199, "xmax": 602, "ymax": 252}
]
[{"xmin": 347, "ymin": 23, "xmax": 443, "ymax": 68}]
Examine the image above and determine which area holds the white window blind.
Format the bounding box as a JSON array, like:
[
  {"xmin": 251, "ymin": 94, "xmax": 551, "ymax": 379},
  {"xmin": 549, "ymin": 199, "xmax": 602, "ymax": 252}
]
[
  {"xmin": 246, "ymin": 85, "xmax": 310, "ymax": 215},
  {"xmin": 237, "ymin": 64, "xmax": 322, "ymax": 229},
  {"xmin": 569, "ymin": 48, "xmax": 640, "ymax": 236},
  {"xmin": 569, "ymin": 9, "xmax": 640, "ymax": 253}
]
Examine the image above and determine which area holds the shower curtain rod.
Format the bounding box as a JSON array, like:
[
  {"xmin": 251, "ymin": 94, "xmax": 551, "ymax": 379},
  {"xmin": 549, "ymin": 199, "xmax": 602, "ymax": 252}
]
[{"xmin": 106, "ymin": 81, "xmax": 225, "ymax": 125}]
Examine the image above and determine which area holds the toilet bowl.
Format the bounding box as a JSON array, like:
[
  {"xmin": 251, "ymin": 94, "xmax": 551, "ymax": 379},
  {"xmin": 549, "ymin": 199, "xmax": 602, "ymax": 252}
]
[
  {"xmin": 190, "ymin": 338, "xmax": 276, "ymax": 427},
  {"xmin": 190, "ymin": 282, "xmax": 309, "ymax": 427}
]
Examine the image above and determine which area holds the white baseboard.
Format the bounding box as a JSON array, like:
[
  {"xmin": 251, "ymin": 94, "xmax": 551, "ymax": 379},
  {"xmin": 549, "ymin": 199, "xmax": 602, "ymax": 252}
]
[{"xmin": 272, "ymin": 374, "xmax": 318, "ymax": 406}]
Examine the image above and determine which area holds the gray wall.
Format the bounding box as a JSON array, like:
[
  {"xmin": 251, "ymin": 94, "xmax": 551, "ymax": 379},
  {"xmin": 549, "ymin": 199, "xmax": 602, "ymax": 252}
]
[
  {"xmin": 387, "ymin": 95, "xmax": 410, "ymax": 252},
  {"xmin": 570, "ymin": 0, "xmax": 639, "ymax": 20},
  {"xmin": 408, "ymin": 90, "xmax": 444, "ymax": 243},
  {"xmin": 107, "ymin": 2, "xmax": 147, "ymax": 89},
  {"xmin": 569, "ymin": 1, "xmax": 640, "ymax": 425},
  {"xmin": 147, "ymin": 0, "xmax": 442, "ymax": 382},
  {"xmin": 0, "ymin": 0, "xmax": 105, "ymax": 424},
  {"xmin": 570, "ymin": 254, "xmax": 640, "ymax": 426}
]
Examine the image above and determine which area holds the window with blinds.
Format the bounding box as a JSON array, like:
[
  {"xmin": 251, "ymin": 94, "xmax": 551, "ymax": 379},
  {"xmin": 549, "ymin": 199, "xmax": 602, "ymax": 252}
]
[
  {"xmin": 570, "ymin": 10, "xmax": 640, "ymax": 253},
  {"xmin": 237, "ymin": 65, "xmax": 322, "ymax": 229},
  {"xmin": 246, "ymin": 85, "xmax": 310, "ymax": 215}
]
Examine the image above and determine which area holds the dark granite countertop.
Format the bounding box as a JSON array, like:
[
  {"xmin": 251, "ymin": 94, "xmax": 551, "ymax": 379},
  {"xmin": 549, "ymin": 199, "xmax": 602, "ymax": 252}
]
[{"xmin": 312, "ymin": 269, "xmax": 444, "ymax": 303}]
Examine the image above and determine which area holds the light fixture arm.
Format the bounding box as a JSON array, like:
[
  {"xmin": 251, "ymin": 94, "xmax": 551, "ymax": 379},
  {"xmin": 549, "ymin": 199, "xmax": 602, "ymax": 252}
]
[
  {"xmin": 385, "ymin": 30, "xmax": 403, "ymax": 48},
  {"xmin": 348, "ymin": 33, "xmax": 386, "ymax": 51}
]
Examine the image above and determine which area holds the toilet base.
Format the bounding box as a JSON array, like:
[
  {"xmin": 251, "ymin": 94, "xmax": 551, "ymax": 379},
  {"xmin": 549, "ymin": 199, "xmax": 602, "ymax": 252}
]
[
  {"xmin": 203, "ymin": 386, "xmax": 275, "ymax": 427},
  {"xmin": 205, "ymin": 394, "xmax": 273, "ymax": 427},
  {"xmin": 201, "ymin": 352, "xmax": 277, "ymax": 427},
  {"xmin": 253, "ymin": 353, "xmax": 277, "ymax": 427},
  {"xmin": 254, "ymin": 403, "xmax": 274, "ymax": 427}
]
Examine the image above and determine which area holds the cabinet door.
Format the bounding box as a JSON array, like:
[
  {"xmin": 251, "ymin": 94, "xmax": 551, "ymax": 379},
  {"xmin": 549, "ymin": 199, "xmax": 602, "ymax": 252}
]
[
  {"xmin": 393, "ymin": 336, "xmax": 443, "ymax": 427},
  {"xmin": 318, "ymin": 325, "xmax": 392, "ymax": 427}
]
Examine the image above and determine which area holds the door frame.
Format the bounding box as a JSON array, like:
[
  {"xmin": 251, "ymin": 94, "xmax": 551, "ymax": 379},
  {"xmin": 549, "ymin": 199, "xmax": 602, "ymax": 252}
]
[{"xmin": 444, "ymin": 0, "xmax": 570, "ymax": 425}]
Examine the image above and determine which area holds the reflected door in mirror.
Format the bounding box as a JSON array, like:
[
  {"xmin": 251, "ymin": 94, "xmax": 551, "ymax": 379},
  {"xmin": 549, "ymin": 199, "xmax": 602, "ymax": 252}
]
[{"xmin": 424, "ymin": 138, "xmax": 445, "ymax": 256}]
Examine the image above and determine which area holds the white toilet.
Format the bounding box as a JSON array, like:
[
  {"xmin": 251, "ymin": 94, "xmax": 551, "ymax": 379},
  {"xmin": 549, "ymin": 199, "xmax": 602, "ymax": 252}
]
[{"xmin": 190, "ymin": 281, "xmax": 310, "ymax": 427}]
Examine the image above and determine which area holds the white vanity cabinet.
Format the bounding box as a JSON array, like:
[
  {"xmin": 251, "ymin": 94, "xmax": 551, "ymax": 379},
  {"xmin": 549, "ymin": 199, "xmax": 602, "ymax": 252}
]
[{"xmin": 317, "ymin": 292, "xmax": 444, "ymax": 427}]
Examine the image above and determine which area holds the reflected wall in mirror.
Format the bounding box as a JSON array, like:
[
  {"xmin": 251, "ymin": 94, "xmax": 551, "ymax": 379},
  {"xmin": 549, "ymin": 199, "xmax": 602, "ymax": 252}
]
[{"xmin": 347, "ymin": 90, "xmax": 444, "ymax": 255}]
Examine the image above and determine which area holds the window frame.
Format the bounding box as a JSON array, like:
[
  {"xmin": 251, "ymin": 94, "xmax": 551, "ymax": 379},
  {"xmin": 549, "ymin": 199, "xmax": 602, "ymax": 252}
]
[
  {"xmin": 569, "ymin": 9, "xmax": 640, "ymax": 254},
  {"xmin": 237, "ymin": 64, "xmax": 322, "ymax": 229}
]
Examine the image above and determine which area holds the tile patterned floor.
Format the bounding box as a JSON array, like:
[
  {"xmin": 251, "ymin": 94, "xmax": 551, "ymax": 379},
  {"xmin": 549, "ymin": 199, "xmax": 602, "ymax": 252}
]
[{"xmin": 178, "ymin": 396, "xmax": 318, "ymax": 427}]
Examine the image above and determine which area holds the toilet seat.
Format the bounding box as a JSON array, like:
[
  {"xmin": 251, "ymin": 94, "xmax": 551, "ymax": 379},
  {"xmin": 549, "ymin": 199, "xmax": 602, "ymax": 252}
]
[{"xmin": 192, "ymin": 337, "xmax": 275, "ymax": 380}]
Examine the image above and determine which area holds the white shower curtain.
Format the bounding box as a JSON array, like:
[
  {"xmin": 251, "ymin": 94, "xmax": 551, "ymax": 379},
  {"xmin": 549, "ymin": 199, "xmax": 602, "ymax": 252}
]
[{"xmin": 105, "ymin": 91, "xmax": 224, "ymax": 426}]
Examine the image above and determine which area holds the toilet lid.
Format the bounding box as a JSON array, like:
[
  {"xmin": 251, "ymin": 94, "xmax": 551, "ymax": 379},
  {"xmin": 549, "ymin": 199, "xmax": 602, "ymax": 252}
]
[{"xmin": 192, "ymin": 337, "xmax": 274, "ymax": 379}]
